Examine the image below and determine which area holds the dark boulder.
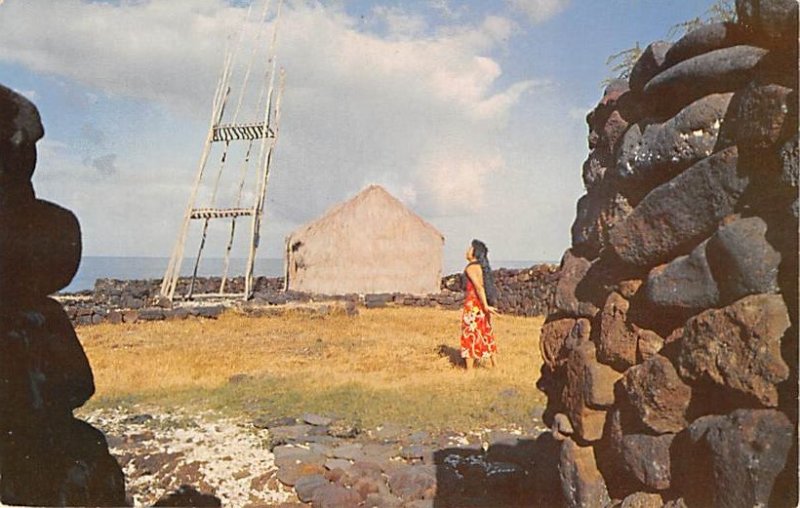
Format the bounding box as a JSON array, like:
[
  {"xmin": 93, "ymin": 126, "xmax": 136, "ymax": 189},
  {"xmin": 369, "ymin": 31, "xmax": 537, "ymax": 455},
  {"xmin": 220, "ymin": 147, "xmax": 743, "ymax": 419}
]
[
  {"xmin": 734, "ymin": 82, "xmax": 795, "ymax": 150},
  {"xmin": 644, "ymin": 239, "xmax": 720, "ymax": 315},
  {"xmin": 1, "ymin": 417, "xmax": 126, "ymax": 507},
  {"xmin": 736, "ymin": 0, "xmax": 799, "ymax": 50},
  {"xmin": 706, "ymin": 216, "xmax": 781, "ymax": 304},
  {"xmin": 687, "ymin": 409, "xmax": 794, "ymax": 507},
  {"xmin": 643, "ymin": 45, "xmax": 768, "ymax": 116},
  {"xmin": 609, "ymin": 146, "xmax": 748, "ymax": 268},
  {"xmin": 0, "ymin": 298, "xmax": 94, "ymax": 421},
  {"xmin": 615, "ymin": 92, "xmax": 734, "ymax": 195},
  {"xmin": 629, "ymin": 41, "xmax": 671, "ymax": 92},
  {"xmin": 619, "ymin": 432, "xmax": 674, "ymax": 491},
  {"xmin": 554, "ymin": 250, "xmax": 599, "ymax": 318},
  {"xmin": 663, "ymin": 22, "xmax": 748, "ymax": 68},
  {"xmin": 0, "ymin": 199, "xmax": 81, "ymax": 298},
  {"xmin": 558, "ymin": 438, "xmax": 611, "ymax": 508},
  {"xmin": 571, "ymin": 184, "xmax": 633, "ymax": 260}
]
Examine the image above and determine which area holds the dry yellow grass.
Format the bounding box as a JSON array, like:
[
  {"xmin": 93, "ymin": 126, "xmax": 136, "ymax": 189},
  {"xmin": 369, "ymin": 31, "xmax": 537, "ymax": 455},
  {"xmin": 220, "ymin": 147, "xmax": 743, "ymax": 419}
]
[{"xmin": 77, "ymin": 306, "xmax": 546, "ymax": 431}]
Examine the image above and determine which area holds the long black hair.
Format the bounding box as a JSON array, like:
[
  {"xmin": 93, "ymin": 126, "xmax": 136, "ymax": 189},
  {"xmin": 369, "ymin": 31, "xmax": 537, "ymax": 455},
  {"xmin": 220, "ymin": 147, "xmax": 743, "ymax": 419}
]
[{"xmin": 471, "ymin": 239, "xmax": 498, "ymax": 306}]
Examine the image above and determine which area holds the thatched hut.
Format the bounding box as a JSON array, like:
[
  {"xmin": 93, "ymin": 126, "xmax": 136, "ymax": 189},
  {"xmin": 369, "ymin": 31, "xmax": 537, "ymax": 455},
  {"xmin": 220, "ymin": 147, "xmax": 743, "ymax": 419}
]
[{"xmin": 285, "ymin": 185, "xmax": 444, "ymax": 295}]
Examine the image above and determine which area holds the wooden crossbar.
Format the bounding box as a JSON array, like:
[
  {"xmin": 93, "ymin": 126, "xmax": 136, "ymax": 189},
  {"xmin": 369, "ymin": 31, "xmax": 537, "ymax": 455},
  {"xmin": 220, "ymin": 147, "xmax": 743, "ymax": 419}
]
[
  {"xmin": 160, "ymin": 0, "xmax": 285, "ymax": 303},
  {"xmin": 212, "ymin": 122, "xmax": 275, "ymax": 142},
  {"xmin": 190, "ymin": 207, "xmax": 254, "ymax": 219}
]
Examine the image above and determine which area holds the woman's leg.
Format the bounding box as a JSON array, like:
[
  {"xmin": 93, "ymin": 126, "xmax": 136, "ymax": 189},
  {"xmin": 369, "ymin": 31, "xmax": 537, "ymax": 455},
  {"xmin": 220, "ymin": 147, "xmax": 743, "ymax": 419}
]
[{"xmin": 465, "ymin": 357, "xmax": 474, "ymax": 370}]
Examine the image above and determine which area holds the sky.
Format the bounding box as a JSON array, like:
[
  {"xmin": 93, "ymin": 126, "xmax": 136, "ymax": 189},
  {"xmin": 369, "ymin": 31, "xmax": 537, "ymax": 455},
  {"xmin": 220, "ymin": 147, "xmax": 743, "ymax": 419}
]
[{"xmin": 0, "ymin": 0, "xmax": 720, "ymax": 268}]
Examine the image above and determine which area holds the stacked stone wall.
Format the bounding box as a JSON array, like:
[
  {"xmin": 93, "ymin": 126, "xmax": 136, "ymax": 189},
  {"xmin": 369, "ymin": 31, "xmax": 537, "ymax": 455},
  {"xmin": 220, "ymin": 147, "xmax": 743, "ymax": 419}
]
[
  {"xmin": 540, "ymin": 1, "xmax": 798, "ymax": 506},
  {"xmin": 59, "ymin": 264, "xmax": 559, "ymax": 326}
]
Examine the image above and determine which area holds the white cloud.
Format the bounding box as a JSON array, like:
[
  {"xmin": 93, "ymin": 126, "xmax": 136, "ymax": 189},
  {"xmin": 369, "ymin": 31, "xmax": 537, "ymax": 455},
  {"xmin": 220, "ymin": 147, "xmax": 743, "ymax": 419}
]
[
  {"xmin": 418, "ymin": 151, "xmax": 505, "ymax": 214},
  {"xmin": 0, "ymin": 0, "xmax": 241, "ymax": 110},
  {"xmin": 5, "ymin": 0, "xmax": 582, "ymax": 262},
  {"xmin": 371, "ymin": 5, "xmax": 428, "ymax": 37},
  {"xmin": 508, "ymin": 0, "xmax": 570, "ymax": 24}
]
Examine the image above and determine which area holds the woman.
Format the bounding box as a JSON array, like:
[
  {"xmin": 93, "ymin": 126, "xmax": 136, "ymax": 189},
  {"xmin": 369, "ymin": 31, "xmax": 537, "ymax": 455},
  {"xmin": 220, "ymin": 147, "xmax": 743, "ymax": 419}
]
[{"xmin": 460, "ymin": 239, "xmax": 500, "ymax": 370}]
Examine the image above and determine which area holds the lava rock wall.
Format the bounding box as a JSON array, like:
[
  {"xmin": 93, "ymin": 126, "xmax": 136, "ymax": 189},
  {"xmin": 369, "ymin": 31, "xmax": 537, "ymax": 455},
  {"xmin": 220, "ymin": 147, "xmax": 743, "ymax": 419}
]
[
  {"xmin": 0, "ymin": 86, "xmax": 126, "ymax": 505},
  {"xmin": 60, "ymin": 264, "xmax": 558, "ymax": 326},
  {"xmin": 539, "ymin": 1, "xmax": 798, "ymax": 506}
]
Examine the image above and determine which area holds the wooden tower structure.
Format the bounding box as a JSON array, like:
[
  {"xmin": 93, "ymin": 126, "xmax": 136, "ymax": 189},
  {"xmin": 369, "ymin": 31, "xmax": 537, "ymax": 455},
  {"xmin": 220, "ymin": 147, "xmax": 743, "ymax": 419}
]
[{"xmin": 161, "ymin": 0, "xmax": 285, "ymax": 301}]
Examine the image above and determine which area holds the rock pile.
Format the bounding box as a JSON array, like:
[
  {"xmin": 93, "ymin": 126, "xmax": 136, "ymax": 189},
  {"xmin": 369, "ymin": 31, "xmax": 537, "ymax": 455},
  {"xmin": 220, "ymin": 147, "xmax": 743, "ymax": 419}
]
[
  {"xmin": 0, "ymin": 86, "xmax": 125, "ymax": 504},
  {"xmin": 540, "ymin": 2, "xmax": 798, "ymax": 506},
  {"xmin": 257, "ymin": 414, "xmax": 546, "ymax": 507}
]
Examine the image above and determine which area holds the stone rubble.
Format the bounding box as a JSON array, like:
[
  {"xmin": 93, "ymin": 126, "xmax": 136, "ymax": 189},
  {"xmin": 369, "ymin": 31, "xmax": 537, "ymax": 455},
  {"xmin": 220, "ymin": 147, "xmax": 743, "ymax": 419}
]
[{"xmin": 82, "ymin": 406, "xmax": 555, "ymax": 508}]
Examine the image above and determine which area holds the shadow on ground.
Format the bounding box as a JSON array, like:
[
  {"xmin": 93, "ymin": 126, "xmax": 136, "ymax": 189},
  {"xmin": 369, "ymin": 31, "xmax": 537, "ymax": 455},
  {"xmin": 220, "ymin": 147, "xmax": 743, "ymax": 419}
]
[
  {"xmin": 436, "ymin": 344, "xmax": 463, "ymax": 368},
  {"xmin": 433, "ymin": 433, "xmax": 563, "ymax": 507}
]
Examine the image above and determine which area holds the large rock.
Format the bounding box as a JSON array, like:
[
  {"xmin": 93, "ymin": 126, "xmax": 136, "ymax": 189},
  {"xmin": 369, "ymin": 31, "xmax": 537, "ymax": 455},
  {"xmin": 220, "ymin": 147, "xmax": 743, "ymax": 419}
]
[
  {"xmin": 620, "ymin": 433, "xmax": 674, "ymax": 491},
  {"xmin": 558, "ymin": 438, "xmax": 611, "ymax": 508},
  {"xmin": 644, "ymin": 239, "xmax": 719, "ymax": 315},
  {"xmin": 705, "ymin": 216, "xmax": 781, "ymax": 304},
  {"xmin": 608, "ymin": 146, "xmax": 748, "ymax": 268},
  {"xmin": 596, "ymin": 292, "xmax": 638, "ymax": 371},
  {"xmin": 607, "ymin": 410, "xmax": 674, "ymax": 492},
  {"xmin": 540, "ymin": 317, "xmax": 591, "ymax": 370},
  {"xmin": 643, "ymin": 45, "xmax": 768, "ymax": 116},
  {"xmin": 0, "ymin": 417, "xmax": 126, "ymax": 506},
  {"xmin": 562, "ymin": 342, "xmax": 613, "ymax": 442},
  {"xmin": 736, "ymin": 0, "xmax": 799, "ymax": 49},
  {"xmin": 734, "ymin": 83, "xmax": 795, "ymax": 150},
  {"xmin": 566, "ymin": 342, "xmax": 621, "ymax": 409},
  {"xmin": 0, "ymin": 199, "xmax": 82, "ymax": 298},
  {"xmin": 663, "ymin": 22, "xmax": 748, "ymax": 68},
  {"xmin": 0, "ymin": 84, "xmax": 44, "ymax": 185},
  {"xmin": 678, "ymin": 294, "xmax": 790, "ymax": 407},
  {"xmin": 621, "ymin": 355, "xmax": 691, "ymax": 434},
  {"xmin": 554, "ymin": 250, "xmax": 599, "ymax": 318},
  {"xmin": 688, "ymin": 409, "xmax": 793, "ymax": 507},
  {"xmin": 0, "ymin": 298, "xmax": 95, "ymax": 422},
  {"xmin": 615, "ymin": 93, "xmax": 734, "ymax": 194},
  {"xmin": 629, "ymin": 41, "xmax": 671, "ymax": 92},
  {"xmin": 572, "ymin": 185, "xmax": 633, "ymax": 260}
]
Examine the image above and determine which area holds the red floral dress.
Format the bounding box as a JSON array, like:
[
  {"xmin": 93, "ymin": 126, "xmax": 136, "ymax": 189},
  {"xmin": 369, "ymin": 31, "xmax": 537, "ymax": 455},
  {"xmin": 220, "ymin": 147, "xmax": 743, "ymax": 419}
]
[{"xmin": 460, "ymin": 274, "xmax": 497, "ymax": 359}]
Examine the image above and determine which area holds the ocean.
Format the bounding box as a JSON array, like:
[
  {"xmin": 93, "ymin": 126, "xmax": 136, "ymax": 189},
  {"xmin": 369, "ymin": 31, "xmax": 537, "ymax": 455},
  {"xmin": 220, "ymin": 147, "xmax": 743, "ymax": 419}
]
[{"xmin": 64, "ymin": 256, "xmax": 548, "ymax": 293}]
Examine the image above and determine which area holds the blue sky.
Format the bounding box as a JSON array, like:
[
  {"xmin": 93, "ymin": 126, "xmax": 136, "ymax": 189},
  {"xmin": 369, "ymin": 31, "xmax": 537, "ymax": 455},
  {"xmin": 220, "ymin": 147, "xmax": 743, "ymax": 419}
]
[{"xmin": 0, "ymin": 0, "xmax": 718, "ymax": 268}]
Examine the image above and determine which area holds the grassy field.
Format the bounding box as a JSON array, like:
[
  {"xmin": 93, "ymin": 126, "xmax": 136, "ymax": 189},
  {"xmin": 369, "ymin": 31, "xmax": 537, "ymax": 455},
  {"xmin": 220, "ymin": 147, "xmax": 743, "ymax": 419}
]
[{"xmin": 76, "ymin": 306, "xmax": 546, "ymax": 432}]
